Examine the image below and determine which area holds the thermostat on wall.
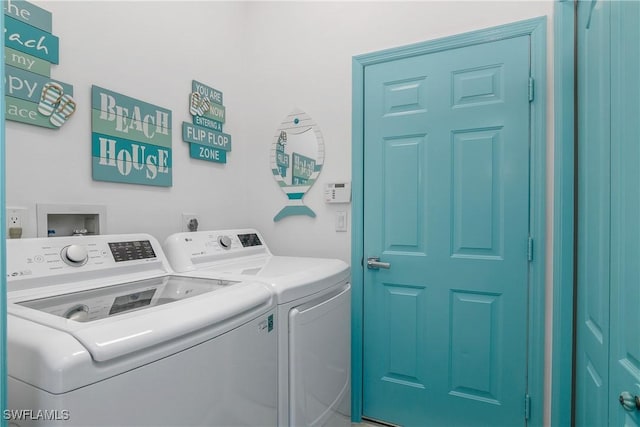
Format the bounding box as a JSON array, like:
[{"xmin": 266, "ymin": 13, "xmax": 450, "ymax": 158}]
[{"xmin": 324, "ymin": 182, "xmax": 351, "ymax": 203}]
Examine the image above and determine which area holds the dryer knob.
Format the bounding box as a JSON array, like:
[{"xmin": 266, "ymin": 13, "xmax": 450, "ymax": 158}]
[
  {"xmin": 218, "ymin": 235, "xmax": 232, "ymax": 249},
  {"xmin": 62, "ymin": 245, "xmax": 89, "ymax": 266}
]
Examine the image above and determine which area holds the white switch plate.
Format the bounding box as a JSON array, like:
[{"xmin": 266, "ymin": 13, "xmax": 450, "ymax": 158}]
[{"xmin": 335, "ymin": 211, "xmax": 347, "ymax": 232}]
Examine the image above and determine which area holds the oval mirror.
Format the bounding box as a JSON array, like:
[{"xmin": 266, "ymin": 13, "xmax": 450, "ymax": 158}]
[{"xmin": 270, "ymin": 108, "xmax": 325, "ymax": 221}]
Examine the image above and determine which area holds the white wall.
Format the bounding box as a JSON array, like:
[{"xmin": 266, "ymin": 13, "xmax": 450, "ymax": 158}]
[
  {"xmin": 6, "ymin": 0, "xmax": 554, "ymax": 260},
  {"xmin": 6, "ymin": 1, "xmax": 252, "ymax": 243}
]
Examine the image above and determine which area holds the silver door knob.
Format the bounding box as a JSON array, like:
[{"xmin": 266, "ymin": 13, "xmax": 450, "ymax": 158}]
[
  {"xmin": 618, "ymin": 391, "xmax": 640, "ymax": 411},
  {"xmin": 367, "ymin": 257, "xmax": 391, "ymax": 270}
]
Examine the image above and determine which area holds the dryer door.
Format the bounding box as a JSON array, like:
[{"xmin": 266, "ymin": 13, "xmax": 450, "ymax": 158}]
[{"xmin": 288, "ymin": 283, "xmax": 351, "ymax": 427}]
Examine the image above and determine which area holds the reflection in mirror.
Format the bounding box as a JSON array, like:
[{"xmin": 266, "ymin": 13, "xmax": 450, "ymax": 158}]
[{"xmin": 270, "ymin": 108, "xmax": 324, "ymax": 222}]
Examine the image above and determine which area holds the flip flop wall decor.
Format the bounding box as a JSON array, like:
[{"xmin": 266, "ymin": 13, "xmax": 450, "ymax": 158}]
[{"xmin": 4, "ymin": 1, "xmax": 75, "ymax": 129}]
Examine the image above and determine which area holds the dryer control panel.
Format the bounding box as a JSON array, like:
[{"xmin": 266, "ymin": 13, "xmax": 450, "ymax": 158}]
[
  {"xmin": 163, "ymin": 229, "xmax": 271, "ymax": 272},
  {"xmin": 6, "ymin": 234, "xmax": 171, "ymax": 293}
]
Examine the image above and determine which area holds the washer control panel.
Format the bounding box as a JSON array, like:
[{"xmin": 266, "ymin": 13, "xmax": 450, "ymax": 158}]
[
  {"xmin": 108, "ymin": 240, "xmax": 157, "ymax": 262},
  {"xmin": 61, "ymin": 244, "xmax": 89, "ymax": 266},
  {"xmin": 6, "ymin": 234, "xmax": 167, "ymax": 287}
]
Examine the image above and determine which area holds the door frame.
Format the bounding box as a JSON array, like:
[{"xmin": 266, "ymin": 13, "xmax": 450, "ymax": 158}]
[
  {"xmin": 551, "ymin": 1, "xmax": 575, "ymax": 426},
  {"xmin": 351, "ymin": 17, "xmax": 548, "ymax": 426},
  {"xmin": 1, "ymin": 9, "xmax": 7, "ymax": 424}
]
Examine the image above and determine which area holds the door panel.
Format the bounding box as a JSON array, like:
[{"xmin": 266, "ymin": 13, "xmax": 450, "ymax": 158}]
[
  {"xmin": 449, "ymin": 290, "xmax": 501, "ymax": 403},
  {"xmin": 610, "ymin": 1, "xmax": 640, "ymax": 425},
  {"xmin": 383, "ymin": 137, "xmax": 426, "ymax": 253},
  {"xmin": 452, "ymin": 129, "xmax": 503, "ymax": 258},
  {"xmin": 363, "ymin": 36, "xmax": 531, "ymax": 426},
  {"xmin": 383, "ymin": 283, "xmax": 427, "ymax": 386},
  {"xmin": 577, "ymin": 1, "xmax": 640, "ymax": 424},
  {"xmin": 575, "ymin": 1, "xmax": 611, "ymax": 424}
]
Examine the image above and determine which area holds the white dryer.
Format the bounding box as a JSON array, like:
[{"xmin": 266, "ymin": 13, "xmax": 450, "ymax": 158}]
[
  {"xmin": 6, "ymin": 234, "xmax": 277, "ymax": 427},
  {"xmin": 163, "ymin": 229, "xmax": 351, "ymax": 427}
]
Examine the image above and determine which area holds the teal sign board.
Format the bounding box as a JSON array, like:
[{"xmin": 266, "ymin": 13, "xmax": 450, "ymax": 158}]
[
  {"xmin": 92, "ymin": 85, "xmax": 173, "ymax": 187},
  {"xmin": 203, "ymin": 102, "xmax": 225, "ymax": 123},
  {"xmin": 292, "ymin": 152, "xmax": 316, "ymax": 185},
  {"xmin": 189, "ymin": 142, "xmax": 227, "ymax": 164},
  {"xmin": 182, "ymin": 122, "xmax": 231, "ymax": 151},
  {"xmin": 4, "ymin": 0, "xmax": 53, "ymax": 32},
  {"xmin": 183, "ymin": 80, "xmax": 231, "ymax": 164},
  {"xmin": 91, "ymin": 86, "xmax": 171, "ymax": 147},
  {"xmin": 91, "ymin": 133, "xmax": 172, "ymax": 187},
  {"xmin": 275, "ymin": 135, "xmax": 289, "ymax": 177},
  {"xmin": 4, "ymin": 15, "xmax": 58, "ymax": 64},
  {"xmin": 193, "ymin": 115, "xmax": 223, "ymax": 132},
  {"xmin": 5, "ymin": 65, "xmax": 72, "ymax": 103},
  {"xmin": 5, "ymin": 46, "xmax": 50, "ymax": 76},
  {"xmin": 4, "ymin": 0, "xmax": 76, "ymax": 129},
  {"xmin": 192, "ymin": 80, "xmax": 222, "ymax": 105}
]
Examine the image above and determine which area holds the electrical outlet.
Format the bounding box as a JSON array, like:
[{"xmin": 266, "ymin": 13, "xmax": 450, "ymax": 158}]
[
  {"xmin": 7, "ymin": 207, "xmax": 27, "ymax": 237},
  {"xmin": 181, "ymin": 213, "xmax": 201, "ymax": 232}
]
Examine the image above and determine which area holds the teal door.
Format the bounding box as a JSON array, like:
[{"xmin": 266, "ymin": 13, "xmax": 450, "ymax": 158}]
[
  {"xmin": 575, "ymin": 0, "xmax": 611, "ymax": 424},
  {"xmin": 576, "ymin": 1, "xmax": 640, "ymax": 425},
  {"xmin": 362, "ymin": 35, "xmax": 532, "ymax": 426},
  {"xmin": 610, "ymin": 2, "xmax": 640, "ymax": 424}
]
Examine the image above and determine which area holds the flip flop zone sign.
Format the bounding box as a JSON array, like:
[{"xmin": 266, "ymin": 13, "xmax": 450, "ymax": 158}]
[
  {"xmin": 182, "ymin": 80, "xmax": 231, "ymax": 164},
  {"xmin": 3, "ymin": 0, "xmax": 76, "ymax": 129},
  {"xmin": 91, "ymin": 85, "xmax": 173, "ymax": 187}
]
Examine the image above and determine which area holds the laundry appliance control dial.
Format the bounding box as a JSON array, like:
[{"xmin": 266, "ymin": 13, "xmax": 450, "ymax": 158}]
[
  {"xmin": 61, "ymin": 244, "xmax": 89, "ymax": 266},
  {"xmin": 218, "ymin": 235, "xmax": 232, "ymax": 249}
]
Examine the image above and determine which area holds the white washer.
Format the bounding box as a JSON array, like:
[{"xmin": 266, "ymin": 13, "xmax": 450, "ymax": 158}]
[
  {"xmin": 6, "ymin": 234, "xmax": 277, "ymax": 427},
  {"xmin": 163, "ymin": 229, "xmax": 351, "ymax": 427}
]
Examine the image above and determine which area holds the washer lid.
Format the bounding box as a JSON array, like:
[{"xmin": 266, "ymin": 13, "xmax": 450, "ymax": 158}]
[
  {"xmin": 9, "ymin": 276, "xmax": 274, "ymax": 362},
  {"xmin": 17, "ymin": 275, "xmax": 233, "ymax": 322}
]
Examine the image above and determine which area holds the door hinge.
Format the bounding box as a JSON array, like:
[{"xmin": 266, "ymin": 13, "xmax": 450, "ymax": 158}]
[
  {"xmin": 525, "ymin": 394, "xmax": 531, "ymax": 420},
  {"xmin": 527, "ymin": 236, "xmax": 534, "ymax": 262},
  {"xmin": 528, "ymin": 77, "xmax": 535, "ymax": 102}
]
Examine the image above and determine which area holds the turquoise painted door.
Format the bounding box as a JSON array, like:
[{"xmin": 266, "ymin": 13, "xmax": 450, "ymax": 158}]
[
  {"xmin": 577, "ymin": 1, "xmax": 640, "ymax": 425},
  {"xmin": 610, "ymin": 2, "xmax": 640, "ymax": 424},
  {"xmin": 362, "ymin": 36, "xmax": 531, "ymax": 426},
  {"xmin": 575, "ymin": 1, "xmax": 611, "ymax": 424}
]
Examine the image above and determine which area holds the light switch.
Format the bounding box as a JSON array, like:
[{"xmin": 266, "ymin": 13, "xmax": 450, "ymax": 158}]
[{"xmin": 335, "ymin": 211, "xmax": 347, "ymax": 232}]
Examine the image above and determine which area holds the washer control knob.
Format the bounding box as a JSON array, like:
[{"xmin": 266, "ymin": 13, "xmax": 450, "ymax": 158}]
[
  {"xmin": 64, "ymin": 305, "xmax": 89, "ymax": 322},
  {"xmin": 218, "ymin": 235, "xmax": 232, "ymax": 249},
  {"xmin": 61, "ymin": 245, "xmax": 89, "ymax": 266}
]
